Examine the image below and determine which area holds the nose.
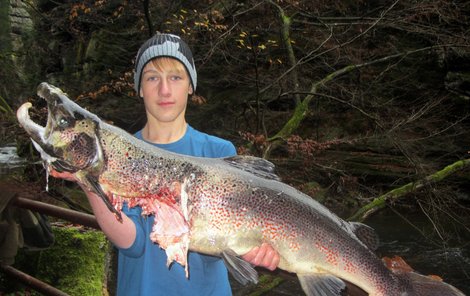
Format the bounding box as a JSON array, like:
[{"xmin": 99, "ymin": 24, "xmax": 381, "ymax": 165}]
[{"xmin": 158, "ymin": 79, "xmax": 171, "ymax": 97}]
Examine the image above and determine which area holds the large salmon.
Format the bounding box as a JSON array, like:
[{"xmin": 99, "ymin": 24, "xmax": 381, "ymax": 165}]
[{"xmin": 16, "ymin": 83, "xmax": 464, "ymax": 296}]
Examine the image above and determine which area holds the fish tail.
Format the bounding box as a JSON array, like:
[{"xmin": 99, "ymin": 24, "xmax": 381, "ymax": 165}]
[
  {"xmin": 383, "ymin": 256, "xmax": 464, "ymax": 296},
  {"xmin": 402, "ymin": 272, "xmax": 465, "ymax": 296}
]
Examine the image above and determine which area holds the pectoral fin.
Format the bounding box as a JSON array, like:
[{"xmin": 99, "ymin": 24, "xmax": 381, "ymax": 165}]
[
  {"xmin": 221, "ymin": 249, "xmax": 259, "ymax": 285},
  {"xmin": 85, "ymin": 175, "xmax": 122, "ymax": 222},
  {"xmin": 298, "ymin": 273, "xmax": 346, "ymax": 296}
]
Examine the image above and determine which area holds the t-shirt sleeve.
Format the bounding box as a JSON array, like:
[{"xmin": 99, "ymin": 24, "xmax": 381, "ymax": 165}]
[{"xmin": 217, "ymin": 141, "xmax": 237, "ymax": 158}]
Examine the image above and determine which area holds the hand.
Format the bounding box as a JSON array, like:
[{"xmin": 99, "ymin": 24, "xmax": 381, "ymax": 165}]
[
  {"xmin": 47, "ymin": 165, "xmax": 77, "ymax": 182},
  {"xmin": 242, "ymin": 243, "xmax": 280, "ymax": 271}
]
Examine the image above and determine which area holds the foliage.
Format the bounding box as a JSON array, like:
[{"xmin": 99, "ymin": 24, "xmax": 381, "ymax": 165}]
[
  {"xmin": 3, "ymin": 0, "xmax": 470, "ymax": 230},
  {"xmin": 0, "ymin": 94, "xmax": 13, "ymax": 116}
]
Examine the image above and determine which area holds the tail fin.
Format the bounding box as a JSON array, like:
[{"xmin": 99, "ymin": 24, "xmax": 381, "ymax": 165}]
[
  {"xmin": 383, "ymin": 256, "xmax": 465, "ymax": 296},
  {"xmin": 403, "ymin": 272, "xmax": 465, "ymax": 296}
]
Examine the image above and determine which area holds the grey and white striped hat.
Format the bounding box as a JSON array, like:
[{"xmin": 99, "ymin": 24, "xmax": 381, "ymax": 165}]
[{"xmin": 134, "ymin": 33, "xmax": 197, "ymax": 94}]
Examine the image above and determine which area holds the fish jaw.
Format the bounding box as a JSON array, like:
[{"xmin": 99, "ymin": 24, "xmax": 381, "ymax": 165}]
[
  {"xmin": 17, "ymin": 102, "xmax": 51, "ymax": 154},
  {"xmin": 17, "ymin": 83, "xmax": 105, "ymax": 173}
]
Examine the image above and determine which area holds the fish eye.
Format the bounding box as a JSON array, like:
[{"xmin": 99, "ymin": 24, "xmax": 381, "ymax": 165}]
[{"xmin": 58, "ymin": 117, "xmax": 69, "ymax": 128}]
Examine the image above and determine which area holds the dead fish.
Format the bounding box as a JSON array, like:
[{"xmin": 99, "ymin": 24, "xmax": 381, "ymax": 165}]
[{"xmin": 16, "ymin": 82, "xmax": 465, "ymax": 296}]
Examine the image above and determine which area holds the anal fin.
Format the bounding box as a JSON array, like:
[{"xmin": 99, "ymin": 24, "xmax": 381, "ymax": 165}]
[
  {"xmin": 298, "ymin": 273, "xmax": 346, "ymax": 296},
  {"xmin": 221, "ymin": 249, "xmax": 259, "ymax": 285}
]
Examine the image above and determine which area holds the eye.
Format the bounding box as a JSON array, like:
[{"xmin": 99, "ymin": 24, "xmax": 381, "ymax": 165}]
[
  {"xmin": 58, "ymin": 117, "xmax": 69, "ymax": 128},
  {"xmin": 170, "ymin": 75, "xmax": 182, "ymax": 81}
]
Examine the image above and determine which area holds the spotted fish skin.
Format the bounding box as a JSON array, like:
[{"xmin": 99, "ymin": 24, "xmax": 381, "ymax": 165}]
[{"xmin": 16, "ymin": 83, "xmax": 465, "ymax": 296}]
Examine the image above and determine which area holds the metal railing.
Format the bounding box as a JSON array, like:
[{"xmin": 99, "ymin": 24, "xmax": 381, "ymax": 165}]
[{"xmin": 1, "ymin": 190, "xmax": 101, "ymax": 296}]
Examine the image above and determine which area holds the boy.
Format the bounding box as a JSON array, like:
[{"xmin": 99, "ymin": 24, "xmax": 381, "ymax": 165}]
[{"xmin": 52, "ymin": 33, "xmax": 279, "ymax": 295}]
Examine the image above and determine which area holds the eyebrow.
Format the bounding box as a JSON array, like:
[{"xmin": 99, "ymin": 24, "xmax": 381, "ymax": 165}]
[
  {"xmin": 142, "ymin": 69, "xmax": 184, "ymax": 75},
  {"xmin": 142, "ymin": 69, "xmax": 159, "ymax": 75}
]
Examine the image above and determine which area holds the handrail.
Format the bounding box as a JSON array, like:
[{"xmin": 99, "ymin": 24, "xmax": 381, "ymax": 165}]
[
  {"xmin": 0, "ymin": 264, "xmax": 70, "ymax": 296},
  {"xmin": 12, "ymin": 196, "xmax": 100, "ymax": 230},
  {"xmin": 1, "ymin": 191, "xmax": 100, "ymax": 295}
]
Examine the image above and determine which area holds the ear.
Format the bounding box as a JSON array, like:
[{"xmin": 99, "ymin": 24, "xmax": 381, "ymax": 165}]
[
  {"xmin": 139, "ymin": 87, "xmax": 144, "ymax": 98},
  {"xmin": 188, "ymin": 85, "xmax": 194, "ymax": 95}
]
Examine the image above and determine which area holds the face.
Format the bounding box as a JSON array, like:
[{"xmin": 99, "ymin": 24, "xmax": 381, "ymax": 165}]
[{"xmin": 140, "ymin": 58, "xmax": 193, "ymax": 125}]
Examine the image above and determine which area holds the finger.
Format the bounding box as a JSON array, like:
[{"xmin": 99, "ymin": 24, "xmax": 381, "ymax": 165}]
[
  {"xmin": 242, "ymin": 246, "xmax": 259, "ymax": 262},
  {"xmin": 253, "ymin": 243, "xmax": 268, "ymax": 266},
  {"xmin": 48, "ymin": 168, "xmax": 63, "ymax": 178},
  {"xmin": 260, "ymin": 245, "xmax": 274, "ymax": 269},
  {"xmin": 266, "ymin": 249, "xmax": 280, "ymax": 271}
]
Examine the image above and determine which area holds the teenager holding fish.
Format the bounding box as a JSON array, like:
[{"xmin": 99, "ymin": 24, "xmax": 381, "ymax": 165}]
[
  {"xmin": 50, "ymin": 33, "xmax": 280, "ymax": 295},
  {"xmin": 17, "ymin": 42, "xmax": 466, "ymax": 296}
]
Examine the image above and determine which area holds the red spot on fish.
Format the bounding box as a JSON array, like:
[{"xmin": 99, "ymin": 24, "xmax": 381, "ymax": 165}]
[
  {"xmin": 289, "ymin": 241, "xmax": 300, "ymax": 251},
  {"xmin": 343, "ymin": 260, "xmax": 357, "ymax": 273},
  {"xmin": 316, "ymin": 242, "xmax": 339, "ymax": 266}
]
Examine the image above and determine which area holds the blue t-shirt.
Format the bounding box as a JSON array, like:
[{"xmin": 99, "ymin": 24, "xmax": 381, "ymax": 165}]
[{"xmin": 116, "ymin": 125, "xmax": 237, "ymax": 296}]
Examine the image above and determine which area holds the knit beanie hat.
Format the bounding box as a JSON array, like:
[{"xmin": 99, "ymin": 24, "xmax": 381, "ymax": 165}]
[{"xmin": 134, "ymin": 33, "xmax": 197, "ymax": 93}]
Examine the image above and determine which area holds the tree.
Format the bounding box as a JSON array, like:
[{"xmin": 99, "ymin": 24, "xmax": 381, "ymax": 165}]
[{"xmin": 12, "ymin": 0, "xmax": 470, "ymax": 228}]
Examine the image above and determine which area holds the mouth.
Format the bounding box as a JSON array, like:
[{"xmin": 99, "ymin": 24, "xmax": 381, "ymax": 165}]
[
  {"xmin": 17, "ymin": 83, "xmax": 59, "ymax": 143},
  {"xmin": 17, "ymin": 101, "xmax": 59, "ymax": 163},
  {"xmin": 157, "ymin": 101, "xmax": 175, "ymax": 107},
  {"xmin": 16, "ymin": 82, "xmax": 69, "ymax": 161},
  {"xmin": 17, "ymin": 82, "xmax": 82, "ymax": 143},
  {"xmin": 16, "ymin": 83, "xmax": 104, "ymax": 172}
]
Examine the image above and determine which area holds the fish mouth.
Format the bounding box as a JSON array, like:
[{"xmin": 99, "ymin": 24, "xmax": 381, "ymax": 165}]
[
  {"xmin": 17, "ymin": 102, "xmax": 46, "ymax": 144},
  {"xmin": 17, "ymin": 83, "xmax": 65, "ymax": 141},
  {"xmin": 16, "ymin": 82, "xmax": 69, "ymax": 162},
  {"xmin": 17, "ymin": 101, "xmax": 59, "ymax": 163},
  {"xmin": 17, "ymin": 82, "xmax": 104, "ymax": 173}
]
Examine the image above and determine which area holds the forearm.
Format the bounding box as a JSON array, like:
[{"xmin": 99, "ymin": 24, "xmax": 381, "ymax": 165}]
[{"xmin": 79, "ymin": 185, "xmax": 136, "ymax": 249}]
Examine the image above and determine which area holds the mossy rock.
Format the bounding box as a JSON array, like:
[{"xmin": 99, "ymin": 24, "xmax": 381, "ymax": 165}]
[{"xmin": 35, "ymin": 226, "xmax": 108, "ymax": 295}]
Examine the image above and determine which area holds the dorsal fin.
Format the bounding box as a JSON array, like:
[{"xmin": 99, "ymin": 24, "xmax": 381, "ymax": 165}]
[
  {"xmin": 223, "ymin": 155, "xmax": 281, "ymax": 181},
  {"xmin": 349, "ymin": 222, "xmax": 379, "ymax": 251}
]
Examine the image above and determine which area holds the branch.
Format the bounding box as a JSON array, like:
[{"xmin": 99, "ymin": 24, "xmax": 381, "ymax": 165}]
[
  {"xmin": 260, "ymin": 0, "xmax": 400, "ymax": 95},
  {"xmin": 267, "ymin": 0, "xmax": 301, "ymax": 104},
  {"xmin": 143, "ymin": 0, "xmax": 153, "ymax": 37},
  {"xmin": 348, "ymin": 158, "xmax": 470, "ymax": 222},
  {"xmin": 263, "ymin": 44, "xmax": 459, "ymax": 158}
]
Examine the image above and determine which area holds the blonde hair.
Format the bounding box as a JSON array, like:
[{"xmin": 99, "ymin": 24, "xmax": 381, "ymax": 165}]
[{"xmin": 150, "ymin": 57, "xmax": 188, "ymax": 77}]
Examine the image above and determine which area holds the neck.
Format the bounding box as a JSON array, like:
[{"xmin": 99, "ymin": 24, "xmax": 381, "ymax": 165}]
[{"xmin": 142, "ymin": 120, "xmax": 187, "ymax": 144}]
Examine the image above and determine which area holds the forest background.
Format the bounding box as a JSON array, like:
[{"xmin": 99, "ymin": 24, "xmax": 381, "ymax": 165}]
[{"xmin": 0, "ymin": 0, "xmax": 469, "ymax": 293}]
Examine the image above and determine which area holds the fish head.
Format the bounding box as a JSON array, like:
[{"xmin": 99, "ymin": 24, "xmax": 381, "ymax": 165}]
[{"xmin": 17, "ymin": 82, "xmax": 104, "ymax": 173}]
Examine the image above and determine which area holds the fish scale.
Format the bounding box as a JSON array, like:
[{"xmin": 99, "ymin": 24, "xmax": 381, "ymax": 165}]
[{"xmin": 16, "ymin": 82, "xmax": 465, "ymax": 296}]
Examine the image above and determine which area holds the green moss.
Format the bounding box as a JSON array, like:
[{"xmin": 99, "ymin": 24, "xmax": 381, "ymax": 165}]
[
  {"xmin": 35, "ymin": 226, "xmax": 108, "ymax": 296},
  {"xmin": 1, "ymin": 226, "xmax": 108, "ymax": 295},
  {"xmin": 249, "ymin": 274, "xmax": 284, "ymax": 296}
]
